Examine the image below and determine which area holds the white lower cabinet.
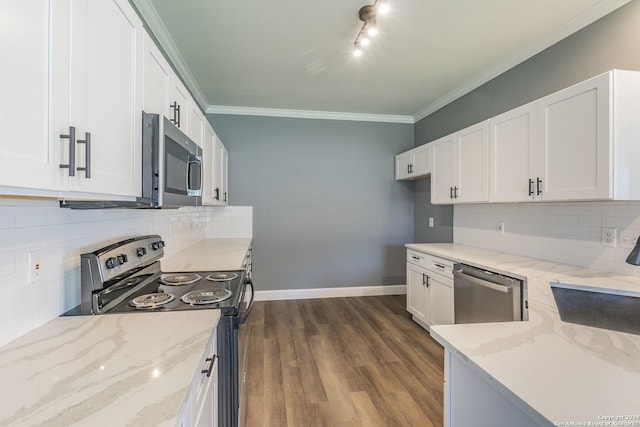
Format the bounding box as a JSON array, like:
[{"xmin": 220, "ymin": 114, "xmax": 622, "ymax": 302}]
[
  {"xmin": 178, "ymin": 327, "xmax": 218, "ymax": 427},
  {"xmin": 444, "ymin": 349, "xmax": 542, "ymax": 427},
  {"xmin": 406, "ymin": 250, "xmax": 454, "ymax": 329}
]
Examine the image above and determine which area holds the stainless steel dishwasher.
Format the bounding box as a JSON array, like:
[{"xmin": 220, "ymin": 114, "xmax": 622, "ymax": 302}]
[{"xmin": 453, "ymin": 263, "xmax": 528, "ymax": 323}]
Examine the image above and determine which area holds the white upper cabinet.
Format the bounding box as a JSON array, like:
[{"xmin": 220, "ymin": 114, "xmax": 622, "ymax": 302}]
[
  {"xmin": 430, "ymin": 135, "xmax": 455, "ymax": 204},
  {"xmin": 0, "ymin": 0, "xmax": 142, "ymax": 199},
  {"xmin": 489, "ymin": 102, "xmax": 538, "ymax": 202},
  {"xmin": 142, "ymin": 31, "xmax": 172, "ymax": 117},
  {"xmin": 0, "ymin": 0, "xmax": 66, "ymax": 193},
  {"xmin": 202, "ymin": 124, "xmax": 229, "ymax": 206},
  {"xmin": 62, "ymin": 0, "xmax": 143, "ymax": 197},
  {"xmin": 536, "ymin": 72, "xmax": 610, "ymax": 201},
  {"xmin": 189, "ymin": 104, "xmax": 205, "ymax": 148},
  {"xmin": 431, "ymin": 122, "xmax": 489, "ymax": 204},
  {"xmin": 169, "ymin": 79, "xmax": 191, "ymax": 132},
  {"xmin": 395, "ymin": 144, "xmax": 431, "ymax": 180}
]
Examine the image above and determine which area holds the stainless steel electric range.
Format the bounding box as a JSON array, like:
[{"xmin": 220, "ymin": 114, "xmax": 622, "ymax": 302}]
[{"xmin": 65, "ymin": 235, "xmax": 253, "ymax": 427}]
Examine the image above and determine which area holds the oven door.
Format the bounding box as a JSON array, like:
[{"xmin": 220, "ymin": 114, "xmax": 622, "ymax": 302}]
[{"xmin": 238, "ymin": 278, "xmax": 254, "ymax": 427}]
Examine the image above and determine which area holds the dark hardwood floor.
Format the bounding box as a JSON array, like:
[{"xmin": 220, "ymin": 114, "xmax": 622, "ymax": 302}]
[{"xmin": 242, "ymin": 295, "xmax": 444, "ymax": 426}]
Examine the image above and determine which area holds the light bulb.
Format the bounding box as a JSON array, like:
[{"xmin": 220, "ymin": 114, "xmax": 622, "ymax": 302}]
[
  {"xmin": 360, "ymin": 37, "xmax": 370, "ymax": 47},
  {"xmin": 367, "ymin": 26, "xmax": 378, "ymax": 37},
  {"xmin": 378, "ymin": 2, "xmax": 390, "ymax": 14},
  {"xmin": 353, "ymin": 48, "xmax": 362, "ymax": 57}
]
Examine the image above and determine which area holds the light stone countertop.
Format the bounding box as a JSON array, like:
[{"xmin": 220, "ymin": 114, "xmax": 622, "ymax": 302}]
[
  {"xmin": 161, "ymin": 238, "xmax": 252, "ymax": 272},
  {"xmin": 0, "ymin": 310, "xmax": 220, "ymax": 427},
  {"xmin": 406, "ymin": 243, "xmax": 640, "ymax": 426}
]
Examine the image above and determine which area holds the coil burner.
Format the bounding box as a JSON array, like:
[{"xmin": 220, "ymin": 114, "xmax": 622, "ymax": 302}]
[
  {"xmin": 206, "ymin": 272, "xmax": 238, "ymax": 282},
  {"xmin": 129, "ymin": 292, "xmax": 175, "ymax": 309},
  {"xmin": 160, "ymin": 273, "xmax": 202, "ymax": 286},
  {"xmin": 181, "ymin": 288, "xmax": 232, "ymax": 305}
]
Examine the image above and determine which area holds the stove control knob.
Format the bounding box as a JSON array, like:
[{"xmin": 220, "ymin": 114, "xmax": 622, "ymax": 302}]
[
  {"xmin": 117, "ymin": 254, "xmax": 128, "ymax": 265},
  {"xmin": 151, "ymin": 241, "xmax": 165, "ymax": 250},
  {"xmin": 136, "ymin": 247, "xmax": 147, "ymax": 257},
  {"xmin": 105, "ymin": 257, "xmax": 118, "ymax": 269}
]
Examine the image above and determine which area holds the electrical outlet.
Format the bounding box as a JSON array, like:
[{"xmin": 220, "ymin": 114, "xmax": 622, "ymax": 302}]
[
  {"xmin": 497, "ymin": 221, "xmax": 505, "ymax": 234},
  {"xmin": 428, "ymin": 217, "xmax": 434, "ymax": 228},
  {"xmin": 620, "ymin": 231, "xmax": 638, "ymax": 249},
  {"xmin": 27, "ymin": 251, "xmax": 43, "ymax": 284},
  {"xmin": 601, "ymin": 227, "xmax": 617, "ymax": 247}
]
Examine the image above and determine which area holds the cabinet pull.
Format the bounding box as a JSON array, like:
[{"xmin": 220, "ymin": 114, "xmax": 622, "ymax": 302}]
[
  {"xmin": 453, "ymin": 186, "xmax": 458, "ymax": 199},
  {"xmin": 434, "ymin": 263, "xmax": 445, "ymax": 269},
  {"xmin": 409, "ymin": 164, "xmax": 413, "ymax": 174},
  {"xmin": 76, "ymin": 132, "xmax": 91, "ymax": 178},
  {"xmin": 411, "ymin": 255, "xmax": 421, "ymax": 261},
  {"xmin": 536, "ymin": 178, "xmax": 542, "ymax": 196},
  {"xmin": 169, "ymin": 101, "xmax": 181, "ymax": 127},
  {"xmin": 214, "ymin": 187, "xmax": 220, "ymax": 201},
  {"xmin": 528, "ymin": 179, "xmax": 534, "ymax": 196},
  {"xmin": 201, "ymin": 355, "xmax": 217, "ymax": 377},
  {"xmin": 449, "ymin": 187, "xmax": 454, "ymax": 199},
  {"xmin": 59, "ymin": 126, "xmax": 76, "ymax": 177},
  {"xmin": 223, "ymin": 191, "xmax": 227, "ymax": 202}
]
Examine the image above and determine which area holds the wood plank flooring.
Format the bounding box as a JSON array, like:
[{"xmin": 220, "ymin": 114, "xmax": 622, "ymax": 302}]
[{"xmin": 242, "ymin": 295, "xmax": 444, "ymax": 426}]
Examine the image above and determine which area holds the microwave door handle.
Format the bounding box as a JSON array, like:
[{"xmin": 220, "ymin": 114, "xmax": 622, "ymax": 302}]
[{"xmin": 187, "ymin": 155, "xmax": 202, "ymax": 193}]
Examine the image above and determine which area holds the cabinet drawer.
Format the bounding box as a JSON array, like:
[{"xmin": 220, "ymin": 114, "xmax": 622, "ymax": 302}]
[
  {"xmin": 407, "ymin": 250, "xmax": 428, "ymax": 267},
  {"xmin": 426, "ymin": 256, "xmax": 454, "ymax": 279}
]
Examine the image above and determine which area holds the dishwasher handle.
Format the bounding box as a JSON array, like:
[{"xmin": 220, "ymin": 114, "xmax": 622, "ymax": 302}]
[{"xmin": 453, "ymin": 268, "xmax": 513, "ymax": 293}]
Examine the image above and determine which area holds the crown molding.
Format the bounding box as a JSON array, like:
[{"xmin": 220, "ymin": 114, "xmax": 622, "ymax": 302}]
[
  {"xmin": 130, "ymin": 0, "xmax": 209, "ymax": 110},
  {"xmin": 206, "ymin": 105, "xmax": 415, "ymax": 124},
  {"xmin": 412, "ymin": 0, "xmax": 632, "ymax": 122}
]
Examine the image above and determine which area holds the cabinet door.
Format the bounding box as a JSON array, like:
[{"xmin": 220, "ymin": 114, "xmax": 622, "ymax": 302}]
[
  {"xmin": 395, "ymin": 152, "xmax": 412, "ymax": 180},
  {"xmin": 142, "ymin": 30, "xmax": 171, "ymax": 116},
  {"xmin": 220, "ymin": 144, "xmax": 229, "ymax": 205},
  {"xmin": 66, "ymin": 0, "xmax": 143, "ymax": 197},
  {"xmin": 406, "ymin": 263, "xmax": 429, "ymax": 324},
  {"xmin": 489, "ymin": 103, "xmax": 537, "ymax": 202},
  {"xmin": 430, "ymin": 276, "xmax": 454, "ymax": 326},
  {"xmin": 537, "ymin": 73, "xmax": 611, "ymax": 201},
  {"xmin": 0, "ymin": 0, "xmax": 67, "ymax": 192},
  {"xmin": 431, "ymin": 135, "xmax": 455, "ymax": 204},
  {"xmin": 455, "ymin": 121, "xmax": 489, "ymax": 203},
  {"xmin": 170, "ymin": 79, "xmax": 191, "ymax": 132},
  {"xmin": 189, "ymin": 105, "xmax": 205, "ymax": 148},
  {"xmin": 202, "ymin": 124, "xmax": 219, "ymax": 205},
  {"xmin": 412, "ymin": 145, "xmax": 431, "ymax": 177}
]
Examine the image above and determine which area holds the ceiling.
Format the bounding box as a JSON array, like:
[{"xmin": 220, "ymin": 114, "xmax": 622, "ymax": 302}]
[{"xmin": 134, "ymin": 0, "xmax": 630, "ymax": 122}]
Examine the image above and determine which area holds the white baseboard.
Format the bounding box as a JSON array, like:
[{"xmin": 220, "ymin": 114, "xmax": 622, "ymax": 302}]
[{"xmin": 254, "ymin": 284, "xmax": 406, "ymax": 302}]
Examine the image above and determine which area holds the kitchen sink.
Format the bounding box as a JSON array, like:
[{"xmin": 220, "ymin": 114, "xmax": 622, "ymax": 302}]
[{"xmin": 550, "ymin": 282, "xmax": 640, "ymax": 335}]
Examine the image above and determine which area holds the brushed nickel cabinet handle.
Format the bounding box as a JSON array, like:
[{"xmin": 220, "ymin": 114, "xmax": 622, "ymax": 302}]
[{"xmin": 59, "ymin": 126, "xmax": 76, "ymax": 177}]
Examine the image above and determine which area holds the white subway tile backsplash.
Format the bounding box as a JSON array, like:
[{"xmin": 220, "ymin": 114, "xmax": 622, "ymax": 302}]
[
  {"xmin": 0, "ymin": 201, "xmax": 252, "ymax": 347},
  {"xmin": 454, "ymin": 201, "xmax": 640, "ymax": 276}
]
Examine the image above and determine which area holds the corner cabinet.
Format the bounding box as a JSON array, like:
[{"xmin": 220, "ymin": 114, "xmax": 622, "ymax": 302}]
[
  {"xmin": 0, "ymin": 0, "xmax": 143, "ymax": 199},
  {"xmin": 406, "ymin": 250, "xmax": 454, "ymax": 330},
  {"xmin": 395, "ymin": 145, "xmax": 431, "ymax": 180},
  {"xmin": 431, "ymin": 121, "xmax": 490, "ymax": 204}
]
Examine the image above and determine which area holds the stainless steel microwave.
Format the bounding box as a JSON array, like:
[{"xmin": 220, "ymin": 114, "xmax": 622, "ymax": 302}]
[
  {"xmin": 60, "ymin": 112, "xmax": 202, "ymax": 209},
  {"xmin": 142, "ymin": 112, "xmax": 202, "ymax": 207}
]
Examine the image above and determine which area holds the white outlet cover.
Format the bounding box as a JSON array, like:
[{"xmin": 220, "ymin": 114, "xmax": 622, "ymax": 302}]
[
  {"xmin": 601, "ymin": 227, "xmax": 617, "ymax": 248},
  {"xmin": 27, "ymin": 251, "xmax": 43, "ymax": 284}
]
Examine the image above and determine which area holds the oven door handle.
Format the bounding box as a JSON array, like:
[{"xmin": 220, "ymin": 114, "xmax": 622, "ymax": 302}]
[{"xmin": 239, "ymin": 278, "xmax": 255, "ymax": 324}]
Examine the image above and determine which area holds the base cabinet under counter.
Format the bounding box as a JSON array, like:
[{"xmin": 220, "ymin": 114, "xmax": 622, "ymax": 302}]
[
  {"xmin": 406, "ymin": 249, "xmax": 455, "ymax": 330},
  {"xmin": 444, "ymin": 349, "xmax": 548, "ymax": 427},
  {"xmin": 177, "ymin": 325, "xmax": 219, "ymax": 427}
]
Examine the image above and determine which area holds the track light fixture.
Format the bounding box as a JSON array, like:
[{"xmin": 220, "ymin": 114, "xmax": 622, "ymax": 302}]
[{"xmin": 353, "ymin": 0, "xmax": 390, "ymax": 57}]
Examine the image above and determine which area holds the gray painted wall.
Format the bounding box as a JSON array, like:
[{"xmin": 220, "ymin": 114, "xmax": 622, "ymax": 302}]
[
  {"xmin": 206, "ymin": 115, "xmax": 414, "ymax": 291},
  {"xmin": 413, "ymin": 0, "xmax": 640, "ymax": 242}
]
